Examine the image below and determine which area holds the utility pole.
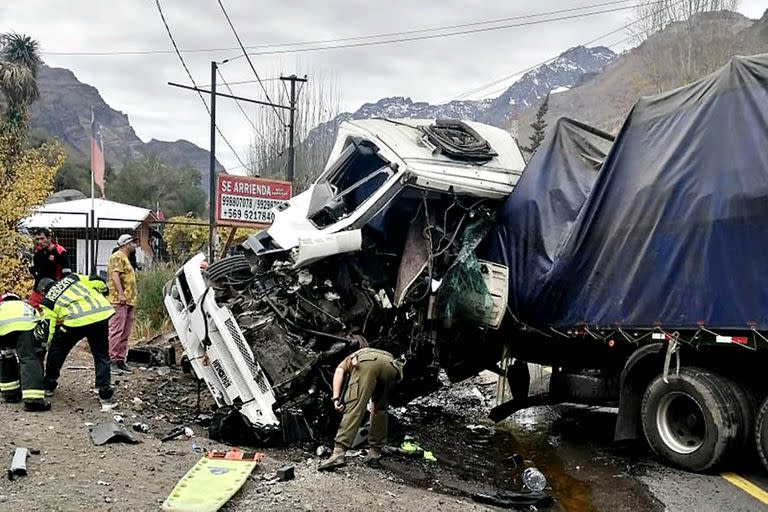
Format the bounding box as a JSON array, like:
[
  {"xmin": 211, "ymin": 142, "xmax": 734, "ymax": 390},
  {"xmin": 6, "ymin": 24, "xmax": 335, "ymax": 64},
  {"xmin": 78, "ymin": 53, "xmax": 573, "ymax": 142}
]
[
  {"xmin": 169, "ymin": 70, "xmax": 300, "ymax": 261},
  {"xmin": 208, "ymin": 61, "xmax": 217, "ymax": 263},
  {"xmin": 280, "ymin": 75, "xmax": 307, "ymax": 182}
]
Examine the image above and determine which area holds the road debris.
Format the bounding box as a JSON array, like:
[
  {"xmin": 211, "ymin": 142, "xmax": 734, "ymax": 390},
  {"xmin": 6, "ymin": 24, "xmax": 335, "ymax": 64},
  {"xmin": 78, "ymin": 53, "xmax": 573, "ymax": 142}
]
[
  {"xmin": 471, "ymin": 491, "xmax": 554, "ymax": 509},
  {"xmin": 276, "ymin": 466, "xmax": 295, "ymax": 482},
  {"xmin": 160, "ymin": 425, "xmax": 194, "ymax": 442},
  {"xmin": 522, "ymin": 467, "xmax": 547, "ymax": 493},
  {"xmin": 7, "ymin": 448, "xmax": 29, "ymax": 480},
  {"xmin": 88, "ymin": 422, "xmax": 140, "ymax": 446},
  {"xmin": 132, "ymin": 422, "xmax": 150, "ymax": 433}
]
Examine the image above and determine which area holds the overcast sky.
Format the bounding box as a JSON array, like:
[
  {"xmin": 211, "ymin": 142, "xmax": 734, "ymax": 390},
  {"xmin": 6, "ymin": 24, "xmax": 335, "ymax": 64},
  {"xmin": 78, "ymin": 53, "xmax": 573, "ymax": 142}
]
[{"xmin": 3, "ymin": 1, "xmax": 766, "ymax": 172}]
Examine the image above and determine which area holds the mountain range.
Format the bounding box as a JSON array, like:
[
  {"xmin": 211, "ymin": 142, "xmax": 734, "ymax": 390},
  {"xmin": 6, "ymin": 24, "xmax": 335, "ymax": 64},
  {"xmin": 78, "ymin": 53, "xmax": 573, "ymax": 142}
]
[
  {"xmin": 24, "ymin": 8, "xmax": 768, "ymax": 192},
  {"xmin": 28, "ymin": 65, "xmax": 224, "ymax": 177}
]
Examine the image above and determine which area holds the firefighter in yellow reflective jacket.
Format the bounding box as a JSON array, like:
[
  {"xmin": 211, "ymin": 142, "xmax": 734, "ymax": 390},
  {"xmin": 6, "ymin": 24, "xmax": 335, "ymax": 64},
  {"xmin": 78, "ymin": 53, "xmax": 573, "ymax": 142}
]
[
  {"xmin": 0, "ymin": 293, "xmax": 49, "ymax": 411},
  {"xmin": 37, "ymin": 274, "xmax": 115, "ymax": 411}
]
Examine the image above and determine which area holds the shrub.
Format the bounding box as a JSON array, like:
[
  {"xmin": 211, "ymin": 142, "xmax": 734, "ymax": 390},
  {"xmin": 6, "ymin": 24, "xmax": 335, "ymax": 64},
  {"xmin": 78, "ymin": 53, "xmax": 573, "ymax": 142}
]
[{"xmin": 132, "ymin": 264, "xmax": 175, "ymax": 340}]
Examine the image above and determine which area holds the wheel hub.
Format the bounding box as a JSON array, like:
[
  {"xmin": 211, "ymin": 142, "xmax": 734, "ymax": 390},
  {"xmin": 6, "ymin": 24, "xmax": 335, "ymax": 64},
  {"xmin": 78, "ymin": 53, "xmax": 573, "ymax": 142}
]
[{"xmin": 656, "ymin": 391, "xmax": 705, "ymax": 454}]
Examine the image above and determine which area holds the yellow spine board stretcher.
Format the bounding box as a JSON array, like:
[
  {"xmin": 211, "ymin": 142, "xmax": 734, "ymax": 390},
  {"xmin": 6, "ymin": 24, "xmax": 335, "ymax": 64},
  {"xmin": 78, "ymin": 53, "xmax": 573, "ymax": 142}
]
[{"xmin": 162, "ymin": 449, "xmax": 264, "ymax": 512}]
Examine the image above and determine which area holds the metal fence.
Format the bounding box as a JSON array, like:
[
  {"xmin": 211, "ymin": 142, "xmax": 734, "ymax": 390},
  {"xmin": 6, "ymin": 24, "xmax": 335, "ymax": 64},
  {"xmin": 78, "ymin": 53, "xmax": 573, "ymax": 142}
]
[{"xmin": 33, "ymin": 213, "xmax": 262, "ymax": 278}]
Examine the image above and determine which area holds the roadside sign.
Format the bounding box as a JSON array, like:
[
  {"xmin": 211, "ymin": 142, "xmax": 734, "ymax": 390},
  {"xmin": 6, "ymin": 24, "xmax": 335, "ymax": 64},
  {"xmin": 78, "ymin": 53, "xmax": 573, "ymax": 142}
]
[{"xmin": 216, "ymin": 174, "xmax": 292, "ymax": 226}]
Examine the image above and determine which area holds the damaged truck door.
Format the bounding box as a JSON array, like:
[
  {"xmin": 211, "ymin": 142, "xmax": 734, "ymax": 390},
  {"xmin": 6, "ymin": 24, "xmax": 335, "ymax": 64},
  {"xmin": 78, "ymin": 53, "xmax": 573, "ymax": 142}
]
[{"xmin": 164, "ymin": 118, "xmax": 525, "ymax": 441}]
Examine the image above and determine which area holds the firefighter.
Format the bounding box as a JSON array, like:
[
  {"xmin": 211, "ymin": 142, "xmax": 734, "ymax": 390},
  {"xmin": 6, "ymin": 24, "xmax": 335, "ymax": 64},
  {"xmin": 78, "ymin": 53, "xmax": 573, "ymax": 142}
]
[
  {"xmin": 0, "ymin": 293, "xmax": 49, "ymax": 411},
  {"xmin": 28, "ymin": 228, "xmax": 71, "ymax": 309},
  {"xmin": 319, "ymin": 348, "xmax": 404, "ymax": 470},
  {"xmin": 37, "ymin": 274, "xmax": 115, "ymax": 411}
]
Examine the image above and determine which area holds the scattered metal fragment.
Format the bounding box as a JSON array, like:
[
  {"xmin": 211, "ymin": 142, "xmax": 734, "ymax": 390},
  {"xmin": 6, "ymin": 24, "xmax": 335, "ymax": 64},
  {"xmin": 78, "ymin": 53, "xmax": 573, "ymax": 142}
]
[
  {"xmin": 8, "ymin": 448, "xmax": 28, "ymax": 480},
  {"xmin": 88, "ymin": 423, "xmax": 140, "ymax": 446},
  {"xmin": 276, "ymin": 466, "xmax": 295, "ymax": 482}
]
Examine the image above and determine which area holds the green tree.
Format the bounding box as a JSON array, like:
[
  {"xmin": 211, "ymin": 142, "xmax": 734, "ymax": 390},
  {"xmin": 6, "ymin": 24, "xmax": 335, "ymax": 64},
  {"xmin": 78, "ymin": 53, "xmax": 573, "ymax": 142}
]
[
  {"xmin": 53, "ymin": 157, "xmax": 114, "ymax": 195},
  {"xmin": 523, "ymin": 94, "xmax": 549, "ymax": 155},
  {"xmin": 0, "ymin": 33, "xmax": 43, "ymax": 170},
  {"xmin": 109, "ymin": 154, "xmax": 206, "ymax": 217},
  {"xmin": 0, "ymin": 34, "xmax": 64, "ymax": 292}
]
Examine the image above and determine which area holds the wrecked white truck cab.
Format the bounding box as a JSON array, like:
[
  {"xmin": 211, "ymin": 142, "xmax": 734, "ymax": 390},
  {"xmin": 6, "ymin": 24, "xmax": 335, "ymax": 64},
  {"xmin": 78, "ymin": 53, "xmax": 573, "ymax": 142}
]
[{"xmin": 165, "ymin": 119, "xmax": 524, "ymax": 441}]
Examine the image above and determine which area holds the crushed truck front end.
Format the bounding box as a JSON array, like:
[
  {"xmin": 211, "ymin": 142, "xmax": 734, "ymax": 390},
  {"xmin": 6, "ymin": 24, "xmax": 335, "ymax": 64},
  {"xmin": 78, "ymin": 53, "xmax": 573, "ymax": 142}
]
[{"xmin": 165, "ymin": 118, "xmax": 525, "ymax": 439}]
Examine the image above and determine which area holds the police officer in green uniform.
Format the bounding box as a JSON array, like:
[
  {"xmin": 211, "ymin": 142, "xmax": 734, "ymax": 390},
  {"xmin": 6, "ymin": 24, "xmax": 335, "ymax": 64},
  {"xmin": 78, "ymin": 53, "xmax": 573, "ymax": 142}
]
[
  {"xmin": 319, "ymin": 347, "xmax": 403, "ymax": 470},
  {"xmin": 0, "ymin": 293, "xmax": 49, "ymax": 411},
  {"xmin": 37, "ymin": 274, "xmax": 115, "ymax": 410}
]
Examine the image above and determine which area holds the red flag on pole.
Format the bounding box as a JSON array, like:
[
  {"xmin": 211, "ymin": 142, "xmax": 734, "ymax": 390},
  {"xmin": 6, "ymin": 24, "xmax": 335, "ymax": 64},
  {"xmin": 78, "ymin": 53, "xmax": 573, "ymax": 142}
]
[{"xmin": 90, "ymin": 112, "xmax": 105, "ymax": 197}]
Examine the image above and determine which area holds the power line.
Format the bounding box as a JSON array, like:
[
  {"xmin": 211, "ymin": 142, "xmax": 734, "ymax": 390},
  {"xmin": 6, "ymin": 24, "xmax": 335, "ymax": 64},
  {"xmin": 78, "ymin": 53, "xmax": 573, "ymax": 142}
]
[
  {"xmin": 229, "ymin": 3, "xmax": 649, "ymax": 59},
  {"xmin": 226, "ymin": 0, "xmax": 637, "ymax": 50},
  {"xmin": 44, "ymin": 0, "xmax": 637, "ymax": 57},
  {"xmin": 216, "ymin": 68, "xmax": 284, "ymax": 157},
  {"xmin": 216, "ymin": 0, "xmax": 286, "ymax": 127},
  {"xmin": 153, "ymin": 0, "xmax": 250, "ymax": 172},
  {"xmin": 448, "ymin": 0, "xmax": 680, "ymax": 101},
  {"xmin": 197, "ymin": 77, "xmax": 282, "ymax": 88}
]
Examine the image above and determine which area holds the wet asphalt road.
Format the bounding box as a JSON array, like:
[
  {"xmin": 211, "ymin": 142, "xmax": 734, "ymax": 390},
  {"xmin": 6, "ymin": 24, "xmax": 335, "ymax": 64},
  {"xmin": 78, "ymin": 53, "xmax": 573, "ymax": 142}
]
[{"xmin": 505, "ymin": 405, "xmax": 768, "ymax": 512}]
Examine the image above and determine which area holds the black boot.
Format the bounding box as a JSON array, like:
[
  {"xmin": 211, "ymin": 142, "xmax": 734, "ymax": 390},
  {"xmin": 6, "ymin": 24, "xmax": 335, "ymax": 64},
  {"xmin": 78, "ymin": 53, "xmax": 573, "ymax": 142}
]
[
  {"xmin": 2, "ymin": 391, "xmax": 21, "ymax": 404},
  {"xmin": 24, "ymin": 399, "xmax": 51, "ymax": 412}
]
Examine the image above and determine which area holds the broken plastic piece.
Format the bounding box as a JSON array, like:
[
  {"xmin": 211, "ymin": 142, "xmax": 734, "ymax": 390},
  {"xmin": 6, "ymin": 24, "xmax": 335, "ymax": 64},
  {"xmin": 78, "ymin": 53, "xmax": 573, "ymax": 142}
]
[
  {"xmin": 88, "ymin": 423, "xmax": 140, "ymax": 446},
  {"xmin": 522, "ymin": 467, "xmax": 547, "ymax": 492},
  {"xmin": 472, "ymin": 491, "xmax": 554, "ymax": 509},
  {"xmin": 132, "ymin": 422, "xmax": 150, "ymax": 433}
]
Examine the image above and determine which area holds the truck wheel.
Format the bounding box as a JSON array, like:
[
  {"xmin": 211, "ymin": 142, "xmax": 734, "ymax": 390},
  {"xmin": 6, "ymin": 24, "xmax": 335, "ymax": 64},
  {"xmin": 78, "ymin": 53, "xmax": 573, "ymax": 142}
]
[
  {"xmin": 754, "ymin": 397, "xmax": 768, "ymax": 472},
  {"xmin": 724, "ymin": 378, "xmax": 757, "ymax": 459},
  {"xmin": 641, "ymin": 367, "xmax": 741, "ymax": 472},
  {"xmin": 205, "ymin": 254, "xmax": 252, "ymax": 285}
]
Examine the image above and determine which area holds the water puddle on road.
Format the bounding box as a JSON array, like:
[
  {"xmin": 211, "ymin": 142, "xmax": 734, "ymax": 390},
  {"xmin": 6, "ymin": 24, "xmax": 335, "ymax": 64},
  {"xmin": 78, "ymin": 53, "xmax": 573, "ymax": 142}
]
[{"xmin": 385, "ymin": 404, "xmax": 598, "ymax": 511}]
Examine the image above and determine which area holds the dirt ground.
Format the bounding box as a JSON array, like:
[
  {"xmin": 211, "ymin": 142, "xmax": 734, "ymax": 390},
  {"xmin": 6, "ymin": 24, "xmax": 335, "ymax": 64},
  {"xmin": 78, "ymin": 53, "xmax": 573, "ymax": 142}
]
[{"xmin": 0, "ymin": 344, "xmax": 493, "ymax": 512}]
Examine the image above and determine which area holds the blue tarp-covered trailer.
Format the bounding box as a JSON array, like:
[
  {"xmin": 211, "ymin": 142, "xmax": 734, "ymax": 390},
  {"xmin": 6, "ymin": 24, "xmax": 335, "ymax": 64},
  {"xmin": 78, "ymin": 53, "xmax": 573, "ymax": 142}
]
[{"xmin": 487, "ymin": 53, "xmax": 768, "ymax": 336}]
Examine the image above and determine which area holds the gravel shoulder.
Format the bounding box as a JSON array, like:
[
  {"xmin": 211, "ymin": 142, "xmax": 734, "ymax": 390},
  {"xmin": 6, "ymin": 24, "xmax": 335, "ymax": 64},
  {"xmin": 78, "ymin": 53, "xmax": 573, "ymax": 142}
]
[{"xmin": 0, "ymin": 345, "xmax": 490, "ymax": 512}]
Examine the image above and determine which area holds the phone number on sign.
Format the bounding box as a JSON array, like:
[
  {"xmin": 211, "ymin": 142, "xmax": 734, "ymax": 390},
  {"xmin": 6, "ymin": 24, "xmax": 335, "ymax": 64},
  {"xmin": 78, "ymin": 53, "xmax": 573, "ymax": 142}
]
[{"xmin": 220, "ymin": 207, "xmax": 275, "ymax": 223}]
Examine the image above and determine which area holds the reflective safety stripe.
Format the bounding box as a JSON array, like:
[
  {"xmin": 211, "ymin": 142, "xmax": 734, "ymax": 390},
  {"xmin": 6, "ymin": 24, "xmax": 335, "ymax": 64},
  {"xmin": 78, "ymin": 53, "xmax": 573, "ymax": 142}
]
[
  {"xmin": 0, "ymin": 317, "xmax": 37, "ymax": 329},
  {"xmin": 0, "ymin": 380, "xmax": 21, "ymax": 391},
  {"xmin": 48, "ymin": 274, "xmax": 114, "ymax": 328},
  {"xmin": 22, "ymin": 389, "xmax": 45, "ymax": 400},
  {"xmin": 70, "ymin": 300, "xmax": 84, "ymax": 317},
  {"xmin": 66, "ymin": 306, "xmax": 114, "ymax": 321},
  {"xmin": 0, "ymin": 302, "xmax": 38, "ymax": 335}
]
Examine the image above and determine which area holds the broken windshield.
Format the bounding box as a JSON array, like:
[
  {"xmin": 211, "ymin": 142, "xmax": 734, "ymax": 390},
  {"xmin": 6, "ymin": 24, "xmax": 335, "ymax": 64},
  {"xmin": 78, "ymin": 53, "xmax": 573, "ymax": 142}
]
[{"xmin": 308, "ymin": 139, "xmax": 394, "ymax": 228}]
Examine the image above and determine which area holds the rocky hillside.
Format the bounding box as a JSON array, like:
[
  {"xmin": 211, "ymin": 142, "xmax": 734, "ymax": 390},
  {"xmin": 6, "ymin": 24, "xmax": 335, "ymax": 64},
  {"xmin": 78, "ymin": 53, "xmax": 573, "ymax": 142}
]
[
  {"xmin": 297, "ymin": 10, "xmax": 768, "ymax": 179},
  {"xmin": 516, "ymin": 10, "xmax": 768, "ymax": 144},
  {"xmin": 286, "ymin": 45, "xmax": 616, "ymax": 186},
  {"xmin": 337, "ymin": 45, "xmax": 615, "ymax": 128},
  {"xmin": 28, "ymin": 65, "xmax": 223, "ymax": 178}
]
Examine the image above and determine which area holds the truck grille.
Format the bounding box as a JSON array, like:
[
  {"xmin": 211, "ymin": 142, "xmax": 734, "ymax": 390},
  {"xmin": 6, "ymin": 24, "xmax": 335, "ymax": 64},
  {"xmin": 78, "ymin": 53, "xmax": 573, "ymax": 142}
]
[{"xmin": 225, "ymin": 318, "xmax": 271, "ymax": 395}]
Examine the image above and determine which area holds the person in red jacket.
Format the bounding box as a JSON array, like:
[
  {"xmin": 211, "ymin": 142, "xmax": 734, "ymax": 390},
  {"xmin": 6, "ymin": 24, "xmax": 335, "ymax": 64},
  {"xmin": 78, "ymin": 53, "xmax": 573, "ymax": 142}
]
[{"xmin": 28, "ymin": 228, "xmax": 71, "ymax": 309}]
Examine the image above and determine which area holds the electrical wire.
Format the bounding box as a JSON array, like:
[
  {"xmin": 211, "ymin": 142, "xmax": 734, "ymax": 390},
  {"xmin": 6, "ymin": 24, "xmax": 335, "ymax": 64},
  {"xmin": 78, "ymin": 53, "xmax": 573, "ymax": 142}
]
[
  {"xmin": 217, "ymin": 67, "xmax": 283, "ymax": 157},
  {"xmin": 153, "ymin": 0, "xmax": 250, "ymax": 172},
  {"xmin": 449, "ymin": 0, "xmax": 683, "ymax": 101},
  {"xmin": 229, "ymin": 3, "xmax": 650, "ymax": 59},
  {"xmin": 217, "ymin": 0, "xmax": 286, "ymax": 127},
  {"xmin": 45, "ymin": 0, "xmax": 637, "ymax": 57}
]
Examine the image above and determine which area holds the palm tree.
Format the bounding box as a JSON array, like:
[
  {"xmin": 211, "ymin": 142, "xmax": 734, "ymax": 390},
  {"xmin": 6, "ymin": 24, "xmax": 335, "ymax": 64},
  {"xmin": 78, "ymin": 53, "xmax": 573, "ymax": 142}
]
[{"xmin": 0, "ymin": 33, "xmax": 42, "ymax": 131}]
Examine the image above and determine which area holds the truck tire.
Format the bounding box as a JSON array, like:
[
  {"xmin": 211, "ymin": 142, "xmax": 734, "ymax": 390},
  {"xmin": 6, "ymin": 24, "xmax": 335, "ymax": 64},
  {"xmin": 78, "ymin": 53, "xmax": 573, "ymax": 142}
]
[
  {"xmin": 723, "ymin": 378, "xmax": 757, "ymax": 461},
  {"xmin": 205, "ymin": 254, "xmax": 251, "ymax": 285},
  {"xmin": 754, "ymin": 397, "xmax": 768, "ymax": 472},
  {"xmin": 641, "ymin": 367, "xmax": 742, "ymax": 472}
]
